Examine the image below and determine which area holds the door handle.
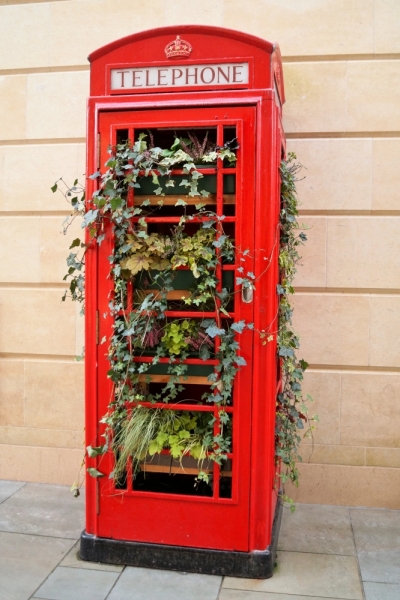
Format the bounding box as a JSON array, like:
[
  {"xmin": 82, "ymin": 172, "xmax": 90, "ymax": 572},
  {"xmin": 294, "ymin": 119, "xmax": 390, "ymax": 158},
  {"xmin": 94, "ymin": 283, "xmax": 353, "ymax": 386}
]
[{"xmin": 241, "ymin": 285, "xmax": 253, "ymax": 304}]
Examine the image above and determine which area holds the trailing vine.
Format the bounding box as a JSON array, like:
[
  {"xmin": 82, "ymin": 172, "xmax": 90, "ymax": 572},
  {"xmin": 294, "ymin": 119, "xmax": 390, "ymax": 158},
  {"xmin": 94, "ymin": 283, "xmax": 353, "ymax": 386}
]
[
  {"xmin": 54, "ymin": 133, "xmax": 315, "ymax": 501},
  {"xmin": 275, "ymin": 153, "xmax": 316, "ymax": 501}
]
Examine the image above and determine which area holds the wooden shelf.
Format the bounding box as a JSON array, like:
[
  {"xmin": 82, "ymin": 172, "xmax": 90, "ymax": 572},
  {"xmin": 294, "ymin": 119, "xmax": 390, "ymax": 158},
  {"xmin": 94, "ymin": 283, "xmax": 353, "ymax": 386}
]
[
  {"xmin": 139, "ymin": 464, "xmax": 232, "ymax": 477},
  {"xmin": 138, "ymin": 374, "xmax": 210, "ymax": 385},
  {"xmin": 134, "ymin": 194, "xmax": 235, "ymax": 206},
  {"xmin": 136, "ymin": 289, "xmax": 191, "ymax": 301}
]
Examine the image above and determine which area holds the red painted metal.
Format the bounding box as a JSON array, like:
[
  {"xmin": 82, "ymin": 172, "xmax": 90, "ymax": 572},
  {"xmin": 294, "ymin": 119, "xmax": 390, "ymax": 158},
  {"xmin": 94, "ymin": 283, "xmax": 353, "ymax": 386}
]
[{"xmin": 85, "ymin": 25, "xmax": 285, "ymax": 554}]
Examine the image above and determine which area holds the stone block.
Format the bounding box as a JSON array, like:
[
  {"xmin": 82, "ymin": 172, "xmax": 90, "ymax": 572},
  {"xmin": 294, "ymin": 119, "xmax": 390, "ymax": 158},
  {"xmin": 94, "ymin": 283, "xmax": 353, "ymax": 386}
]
[
  {"xmin": 0, "ymin": 289, "xmax": 76, "ymax": 355},
  {"xmin": 0, "ymin": 360, "xmax": 24, "ymax": 426},
  {"xmin": 26, "ymin": 71, "xmax": 89, "ymax": 140},
  {"xmin": 288, "ymin": 139, "xmax": 372, "ymax": 212},
  {"xmin": 341, "ymin": 373, "xmax": 400, "ymax": 447},
  {"xmin": 0, "ymin": 143, "xmax": 86, "ymax": 212},
  {"xmin": 24, "ymin": 361, "xmax": 84, "ymax": 430},
  {"xmin": 292, "ymin": 294, "xmax": 370, "ymax": 366}
]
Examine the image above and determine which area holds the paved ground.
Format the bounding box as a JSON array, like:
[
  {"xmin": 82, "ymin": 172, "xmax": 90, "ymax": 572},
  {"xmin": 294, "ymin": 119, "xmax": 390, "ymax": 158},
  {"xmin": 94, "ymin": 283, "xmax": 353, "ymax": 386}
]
[{"xmin": 0, "ymin": 480, "xmax": 398, "ymax": 600}]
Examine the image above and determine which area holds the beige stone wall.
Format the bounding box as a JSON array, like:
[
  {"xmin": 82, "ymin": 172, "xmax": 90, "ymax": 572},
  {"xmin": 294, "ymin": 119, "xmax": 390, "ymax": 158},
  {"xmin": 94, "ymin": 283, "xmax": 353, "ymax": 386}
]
[{"xmin": 0, "ymin": 1, "xmax": 399, "ymax": 505}]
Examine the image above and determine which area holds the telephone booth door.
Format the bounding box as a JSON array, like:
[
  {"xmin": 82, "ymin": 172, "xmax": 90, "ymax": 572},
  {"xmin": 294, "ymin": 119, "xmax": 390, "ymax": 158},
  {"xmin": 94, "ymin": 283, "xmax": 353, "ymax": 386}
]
[{"xmin": 94, "ymin": 105, "xmax": 256, "ymax": 552}]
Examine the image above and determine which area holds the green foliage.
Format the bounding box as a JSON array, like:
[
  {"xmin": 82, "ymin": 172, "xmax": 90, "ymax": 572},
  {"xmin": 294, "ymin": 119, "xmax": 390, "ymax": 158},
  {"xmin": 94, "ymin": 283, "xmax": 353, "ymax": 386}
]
[
  {"xmin": 161, "ymin": 320, "xmax": 193, "ymax": 355},
  {"xmin": 52, "ymin": 178, "xmax": 86, "ymax": 311},
  {"xmin": 57, "ymin": 138, "xmax": 314, "ymax": 501},
  {"xmin": 275, "ymin": 152, "xmax": 316, "ymax": 499}
]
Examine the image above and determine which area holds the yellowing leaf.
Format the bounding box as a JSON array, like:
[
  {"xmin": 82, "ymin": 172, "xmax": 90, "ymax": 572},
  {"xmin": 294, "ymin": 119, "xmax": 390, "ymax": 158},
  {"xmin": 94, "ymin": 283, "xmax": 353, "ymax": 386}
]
[
  {"xmin": 150, "ymin": 258, "xmax": 171, "ymax": 271},
  {"xmin": 123, "ymin": 254, "xmax": 152, "ymax": 275}
]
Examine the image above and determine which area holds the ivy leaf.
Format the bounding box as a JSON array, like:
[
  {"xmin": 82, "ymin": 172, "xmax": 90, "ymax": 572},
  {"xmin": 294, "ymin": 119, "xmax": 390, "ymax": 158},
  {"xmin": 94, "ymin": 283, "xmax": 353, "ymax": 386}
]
[
  {"xmin": 175, "ymin": 199, "xmax": 187, "ymax": 207},
  {"xmin": 87, "ymin": 444, "xmax": 106, "ymax": 457},
  {"xmin": 82, "ymin": 209, "xmax": 99, "ymax": 228},
  {"xmin": 51, "ymin": 183, "xmax": 58, "ymax": 193},
  {"xmin": 278, "ymin": 346, "xmax": 295, "ymax": 358},
  {"xmin": 231, "ymin": 320, "xmax": 246, "ymax": 333},
  {"xmin": 69, "ymin": 238, "xmax": 81, "ymax": 249},
  {"xmin": 205, "ymin": 325, "xmax": 225, "ymax": 338},
  {"xmin": 199, "ymin": 345, "xmax": 210, "ymax": 361},
  {"xmin": 87, "ymin": 467, "xmax": 104, "ymax": 478},
  {"xmin": 141, "ymin": 199, "xmax": 151, "ymax": 206},
  {"xmin": 212, "ymin": 235, "xmax": 227, "ymax": 248},
  {"xmin": 235, "ymin": 356, "xmax": 247, "ymax": 366},
  {"xmin": 202, "ymin": 220, "xmax": 214, "ymax": 229},
  {"xmin": 110, "ymin": 197, "xmax": 123, "ymax": 211},
  {"xmin": 89, "ymin": 171, "xmax": 101, "ymax": 180}
]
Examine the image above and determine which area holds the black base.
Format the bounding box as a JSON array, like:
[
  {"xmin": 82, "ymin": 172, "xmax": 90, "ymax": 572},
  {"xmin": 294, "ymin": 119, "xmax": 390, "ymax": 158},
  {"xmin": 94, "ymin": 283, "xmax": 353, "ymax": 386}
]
[{"xmin": 80, "ymin": 499, "xmax": 282, "ymax": 579}]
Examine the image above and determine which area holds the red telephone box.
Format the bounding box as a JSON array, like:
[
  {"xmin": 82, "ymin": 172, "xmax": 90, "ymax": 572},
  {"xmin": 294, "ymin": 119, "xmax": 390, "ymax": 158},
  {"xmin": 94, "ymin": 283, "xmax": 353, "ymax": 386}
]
[{"xmin": 81, "ymin": 25, "xmax": 286, "ymax": 578}]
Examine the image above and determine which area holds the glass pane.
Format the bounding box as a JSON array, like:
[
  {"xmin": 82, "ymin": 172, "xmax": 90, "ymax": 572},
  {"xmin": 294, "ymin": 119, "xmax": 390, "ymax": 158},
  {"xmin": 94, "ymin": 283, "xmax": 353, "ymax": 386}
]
[
  {"xmin": 219, "ymin": 459, "xmax": 233, "ymax": 498},
  {"xmin": 116, "ymin": 128, "xmax": 129, "ymax": 144},
  {"xmin": 134, "ymin": 455, "xmax": 214, "ymax": 497}
]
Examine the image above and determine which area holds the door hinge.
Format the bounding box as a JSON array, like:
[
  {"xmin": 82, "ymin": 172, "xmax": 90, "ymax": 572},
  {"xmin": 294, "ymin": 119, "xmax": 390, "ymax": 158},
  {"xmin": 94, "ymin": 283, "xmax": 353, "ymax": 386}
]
[
  {"xmin": 95, "ymin": 310, "xmax": 99, "ymax": 345},
  {"xmin": 97, "ymin": 133, "xmax": 101, "ymax": 170},
  {"xmin": 96, "ymin": 480, "xmax": 100, "ymax": 515}
]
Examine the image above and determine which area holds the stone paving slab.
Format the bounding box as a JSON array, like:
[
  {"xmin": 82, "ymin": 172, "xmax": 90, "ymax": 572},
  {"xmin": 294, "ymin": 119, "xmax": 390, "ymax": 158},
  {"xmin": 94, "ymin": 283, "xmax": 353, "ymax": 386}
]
[
  {"xmin": 350, "ymin": 507, "xmax": 400, "ymax": 583},
  {"xmin": 107, "ymin": 566, "xmax": 222, "ymax": 600},
  {"xmin": 0, "ymin": 479, "xmax": 26, "ymax": 504},
  {"xmin": 4, "ymin": 480, "xmax": 399, "ymax": 600},
  {"xmin": 0, "ymin": 531, "xmax": 74, "ymax": 600},
  {"xmin": 33, "ymin": 565, "xmax": 120, "ymax": 600},
  {"xmin": 350, "ymin": 507, "xmax": 400, "ymax": 552},
  {"xmin": 0, "ymin": 482, "xmax": 84, "ymax": 539},
  {"xmin": 363, "ymin": 581, "xmax": 400, "ymax": 600},
  {"xmin": 278, "ymin": 504, "xmax": 356, "ymax": 556},
  {"xmin": 219, "ymin": 591, "xmax": 356, "ymax": 600},
  {"xmin": 60, "ymin": 541, "xmax": 124, "ymax": 572},
  {"xmin": 357, "ymin": 550, "xmax": 400, "ymax": 585},
  {"xmin": 223, "ymin": 551, "xmax": 363, "ymax": 600}
]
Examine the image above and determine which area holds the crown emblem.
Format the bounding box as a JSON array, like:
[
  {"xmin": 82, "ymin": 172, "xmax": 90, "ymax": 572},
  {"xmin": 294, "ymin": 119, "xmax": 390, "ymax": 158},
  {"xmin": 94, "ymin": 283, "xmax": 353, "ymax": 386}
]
[{"xmin": 165, "ymin": 35, "xmax": 192, "ymax": 59}]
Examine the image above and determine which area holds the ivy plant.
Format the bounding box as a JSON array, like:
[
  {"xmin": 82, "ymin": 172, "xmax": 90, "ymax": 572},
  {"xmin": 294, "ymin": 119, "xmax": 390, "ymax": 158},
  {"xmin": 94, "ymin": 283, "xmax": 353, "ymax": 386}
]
[{"xmin": 54, "ymin": 135, "xmax": 315, "ymax": 502}]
